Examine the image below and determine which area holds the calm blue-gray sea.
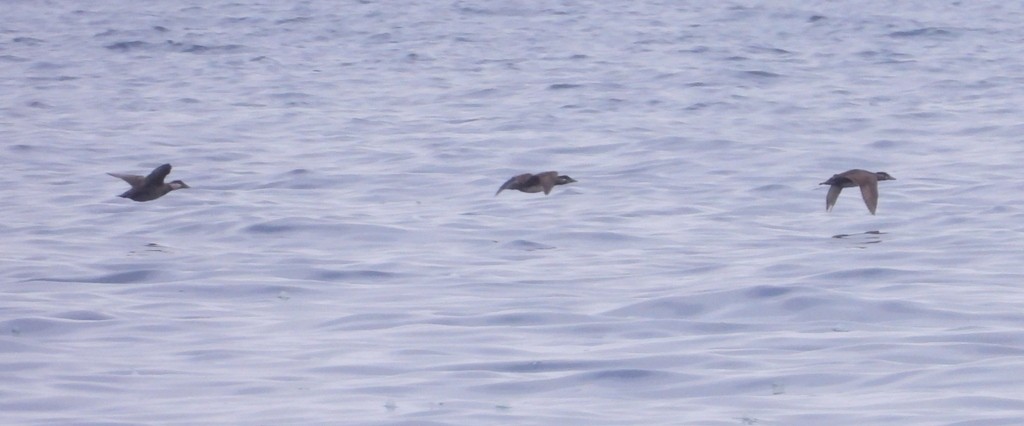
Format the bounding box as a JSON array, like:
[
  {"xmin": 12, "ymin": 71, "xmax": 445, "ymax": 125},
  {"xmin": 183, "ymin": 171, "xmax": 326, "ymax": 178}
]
[{"xmin": 3, "ymin": 1, "xmax": 1024, "ymax": 425}]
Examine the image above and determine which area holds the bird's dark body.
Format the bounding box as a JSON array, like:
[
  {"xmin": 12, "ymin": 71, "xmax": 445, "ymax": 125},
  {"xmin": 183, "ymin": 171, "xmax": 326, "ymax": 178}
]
[
  {"xmin": 109, "ymin": 163, "xmax": 189, "ymax": 202},
  {"xmin": 495, "ymin": 171, "xmax": 576, "ymax": 196}
]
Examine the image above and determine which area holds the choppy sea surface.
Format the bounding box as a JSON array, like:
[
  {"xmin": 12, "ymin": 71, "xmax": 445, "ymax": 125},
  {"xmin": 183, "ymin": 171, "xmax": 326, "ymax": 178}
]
[{"xmin": 3, "ymin": 1, "xmax": 1024, "ymax": 425}]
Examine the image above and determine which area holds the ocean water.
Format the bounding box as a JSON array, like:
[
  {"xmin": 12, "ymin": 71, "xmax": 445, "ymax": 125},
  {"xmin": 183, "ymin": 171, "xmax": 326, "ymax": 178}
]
[{"xmin": 3, "ymin": 1, "xmax": 1024, "ymax": 425}]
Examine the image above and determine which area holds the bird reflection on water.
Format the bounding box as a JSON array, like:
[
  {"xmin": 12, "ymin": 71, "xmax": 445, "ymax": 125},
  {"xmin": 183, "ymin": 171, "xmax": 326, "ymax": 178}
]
[{"xmin": 832, "ymin": 230, "xmax": 886, "ymax": 246}]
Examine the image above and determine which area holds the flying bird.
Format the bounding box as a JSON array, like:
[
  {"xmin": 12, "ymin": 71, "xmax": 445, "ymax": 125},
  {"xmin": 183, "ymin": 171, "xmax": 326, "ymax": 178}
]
[
  {"xmin": 495, "ymin": 171, "xmax": 576, "ymax": 196},
  {"xmin": 108, "ymin": 163, "xmax": 190, "ymax": 202},
  {"xmin": 820, "ymin": 169, "xmax": 895, "ymax": 215}
]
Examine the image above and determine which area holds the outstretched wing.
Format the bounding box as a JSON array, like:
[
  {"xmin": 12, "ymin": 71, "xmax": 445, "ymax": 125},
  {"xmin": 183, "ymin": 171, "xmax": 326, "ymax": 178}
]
[
  {"xmin": 859, "ymin": 181, "xmax": 879, "ymax": 215},
  {"xmin": 108, "ymin": 172, "xmax": 146, "ymax": 189},
  {"xmin": 495, "ymin": 173, "xmax": 530, "ymax": 196},
  {"xmin": 144, "ymin": 164, "xmax": 172, "ymax": 186},
  {"xmin": 825, "ymin": 185, "xmax": 843, "ymax": 212}
]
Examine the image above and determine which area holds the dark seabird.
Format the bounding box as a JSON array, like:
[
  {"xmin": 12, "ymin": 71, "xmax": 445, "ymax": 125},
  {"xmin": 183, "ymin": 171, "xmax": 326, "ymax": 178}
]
[
  {"xmin": 820, "ymin": 169, "xmax": 895, "ymax": 215},
  {"xmin": 495, "ymin": 171, "xmax": 576, "ymax": 196},
  {"xmin": 108, "ymin": 163, "xmax": 190, "ymax": 202}
]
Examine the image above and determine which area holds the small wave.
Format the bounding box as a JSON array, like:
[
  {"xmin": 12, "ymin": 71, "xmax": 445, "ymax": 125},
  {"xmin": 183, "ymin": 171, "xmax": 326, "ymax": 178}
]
[
  {"xmin": 889, "ymin": 27, "xmax": 956, "ymax": 38},
  {"xmin": 455, "ymin": 3, "xmax": 560, "ymax": 17},
  {"xmin": 0, "ymin": 317, "xmax": 105, "ymax": 336},
  {"xmin": 752, "ymin": 183, "xmax": 789, "ymax": 191},
  {"xmin": 51, "ymin": 311, "xmax": 115, "ymax": 321},
  {"xmin": 304, "ymin": 268, "xmax": 398, "ymax": 282},
  {"xmin": 0, "ymin": 54, "xmax": 30, "ymax": 63},
  {"xmin": 105, "ymin": 40, "xmax": 150, "ymax": 51},
  {"xmin": 317, "ymin": 313, "xmax": 417, "ymax": 331},
  {"xmin": 579, "ymin": 368, "xmax": 660, "ymax": 382},
  {"xmin": 501, "ymin": 240, "xmax": 554, "ymax": 251},
  {"xmin": 13, "ymin": 37, "xmax": 44, "ymax": 45},
  {"xmin": 604, "ymin": 297, "xmax": 705, "ymax": 318},
  {"xmin": 275, "ymin": 17, "xmax": 312, "ymax": 25},
  {"xmin": 746, "ymin": 285, "xmax": 793, "ymax": 299},
  {"xmin": 548, "ymin": 83, "xmax": 583, "ymax": 90},
  {"xmin": 243, "ymin": 219, "xmax": 407, "ymax": 241},
  {"xmin": 741, "ymin": 70, "xmax": 783, "ymax": 79},
  {"xmin": 811, "ymin": 266, "xmax": 912, "ymax": 281},
  {"xmin": 441, "ymin": 359, "xmax": 599, "ymax": 373},
  {"xmin": 28, "ymin": 269, "xmax": 158, "ymax": 284},
  {"xmin": 104, "ymin": 40, "xmax": 244, "ymax": 54}
]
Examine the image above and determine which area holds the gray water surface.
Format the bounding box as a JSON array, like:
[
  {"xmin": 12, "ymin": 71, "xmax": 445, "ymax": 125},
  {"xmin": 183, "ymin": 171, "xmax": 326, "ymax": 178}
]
[{"xmin": 3, "ymin": 1, "xmax": 1024, "ymax": 425}]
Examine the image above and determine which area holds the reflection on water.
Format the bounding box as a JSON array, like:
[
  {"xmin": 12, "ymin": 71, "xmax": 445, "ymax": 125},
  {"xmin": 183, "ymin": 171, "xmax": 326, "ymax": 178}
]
[
  {"xmin": 128, "ymin": 242, "xmax": 170, "ymax": 256},
  {"xmin": 832, "ymin": 230, "xmax": 885, "ymax": 246}
]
